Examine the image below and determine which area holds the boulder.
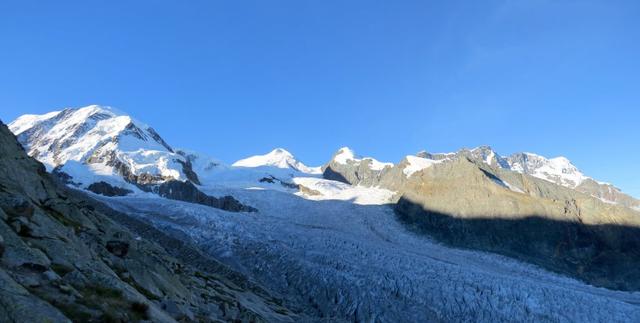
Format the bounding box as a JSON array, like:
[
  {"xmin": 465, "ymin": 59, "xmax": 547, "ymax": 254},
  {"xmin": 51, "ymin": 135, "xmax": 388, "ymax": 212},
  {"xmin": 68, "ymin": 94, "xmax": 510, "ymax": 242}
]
[{"xmin": 106, "ymin": 240, "xmax": 129, "ymax": 258}]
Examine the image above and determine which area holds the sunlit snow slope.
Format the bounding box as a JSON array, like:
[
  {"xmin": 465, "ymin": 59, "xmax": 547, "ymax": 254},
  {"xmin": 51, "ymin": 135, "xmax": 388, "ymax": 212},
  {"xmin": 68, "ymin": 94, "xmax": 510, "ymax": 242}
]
[{"xmin": 9, "ymin": 105, "xmax": 193, "ymax": 192}]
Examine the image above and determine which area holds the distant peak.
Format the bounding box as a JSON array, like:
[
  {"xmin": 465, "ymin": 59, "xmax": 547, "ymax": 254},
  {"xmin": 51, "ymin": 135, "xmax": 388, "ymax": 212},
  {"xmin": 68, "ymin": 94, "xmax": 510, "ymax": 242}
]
[
  {"xmin": 269, "ymin": 148, "xmax": 293, "ymax": 156},
  {"xmin": 337, "ymin": 147, "xmax": 355, "ymax": 154},
  {"xmin": 549, "ymin": 156, "xmax": 572, "ymax": 164},
  {"xmin": 331, "ymin": 147, "xmax": 392, "ymax": 170},
  {"xmin": 8, "ymin": 105, "xmax": 175, "ymax": 167},
  {"xmin": 507, "ymin": 152, "xmax": 587, "ymax": 188},
  {"xmin": 233, "ymin": 148, "xmax": 321, "ymax": 174},
  {"xmin": 471, "ymin": 145, "xmax": 494, "ymax": 152},
  {"xmin": 70, "ymin": 104, "xmax": 117, "ymax": 116},
  {"xmin": 333, "ymin": 147, "xmax": 357, "ymax": 164}
]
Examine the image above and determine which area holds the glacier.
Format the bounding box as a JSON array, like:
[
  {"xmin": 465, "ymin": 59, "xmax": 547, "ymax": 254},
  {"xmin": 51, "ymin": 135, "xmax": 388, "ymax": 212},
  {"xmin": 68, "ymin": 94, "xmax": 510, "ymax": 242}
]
[{"xmin": 98, "ymin": 182, "xmax": 640, "ymax": 322}]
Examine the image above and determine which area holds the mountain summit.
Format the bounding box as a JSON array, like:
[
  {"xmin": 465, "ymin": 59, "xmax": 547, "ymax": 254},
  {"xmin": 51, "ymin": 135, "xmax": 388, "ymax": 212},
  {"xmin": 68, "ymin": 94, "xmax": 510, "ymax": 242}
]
[
  {"xmin": 9, "ymin": 105, "xmax": 197, "ymax": 190},
  {"xmin": 232, "ymin": 148, "xmax": 321, "ymax": 174}
]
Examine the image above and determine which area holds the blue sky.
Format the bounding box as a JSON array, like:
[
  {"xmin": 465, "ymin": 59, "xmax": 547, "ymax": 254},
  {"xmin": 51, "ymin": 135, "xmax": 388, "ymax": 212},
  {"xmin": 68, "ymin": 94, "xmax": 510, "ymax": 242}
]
[{"xmin": 1, "ymin": 1, "xmax": 639, "ymax": 197}]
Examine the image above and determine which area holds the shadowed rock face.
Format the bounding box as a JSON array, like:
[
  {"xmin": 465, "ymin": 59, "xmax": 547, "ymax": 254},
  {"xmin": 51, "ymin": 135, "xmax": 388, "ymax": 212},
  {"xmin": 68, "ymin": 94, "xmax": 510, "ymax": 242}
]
[
  {"xmin": 395, "ymin": 196, "xmax": 640, "ymax": 291},
  {"xmin": 399, "ymin": 160, "xmax": 640, "ymax": 290},
  {"xmin": 0, "ymin": 121, "xmax": 294, "ymax": 322},
  {"xmin": 322, "ymin": 159, "xmax": 391, "ymax": 187},
  {"xmin": 175, "ymin": 156, "xmax": 201, "ymax": 185},
  {"xmin": 157, "ymin": 180, "xmax": 257, "ymax": 213},
  {"xmin": 87, "ymin": 181, "xmax": 133, "ymax": 197},
  {"xmin": 324, "ymin": 149, "xmax": 640, "ymax": 290}
]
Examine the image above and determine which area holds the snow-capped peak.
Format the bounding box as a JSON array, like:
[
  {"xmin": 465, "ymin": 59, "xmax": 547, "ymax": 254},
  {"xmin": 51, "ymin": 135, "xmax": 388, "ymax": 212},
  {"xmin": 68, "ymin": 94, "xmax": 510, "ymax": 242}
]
[
  {"xmin": 466, "ymin": 146, "xmax": 511, "ymax": 169},
  {"xmin": 331, "ymin": 147, "xmax": 393, "ymax": 171},
  {"xmin": 506, "ymin": 152, "xmax": 588, "ymax": 188},
  {"xmin": 9, "ymin": 105, "xmax": 175, "ymax": 167},
  {"xmin": 333, "ymin": 147, "xmax": 357, "ymax": 164},
  {"xmin": 8, "ymin": 105, "xmax": 194, "ymax": 190},
  {"xmin": 232, "ymin": 148, "xmax": 321, "ymax": 174}
]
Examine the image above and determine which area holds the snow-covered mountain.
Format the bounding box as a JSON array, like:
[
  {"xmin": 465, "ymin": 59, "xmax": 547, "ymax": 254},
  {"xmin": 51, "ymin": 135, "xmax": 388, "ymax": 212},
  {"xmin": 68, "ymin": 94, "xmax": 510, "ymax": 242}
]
[
  {"xmin": 421, "ymin": 146, "xmax": 589, "ymax": 188},
  {"xmin": 331, "ymin": 147, "xmax": 394, "ymax": 171},
  {"xmin": 412, "ymin": 146, "xmax": 639, "ymax": 208},
  {"xmin": 501, "ymin": 151, "xmax": 638, "ymax": 207},
  {"xmin": 9, "ymin": 105, "xmax": 198, "ymax": 192},
  {"xmin": 232, "ymin": 148, "xmax": 322, "ymax": 174},
  {"xmin": 506, "ymin": 152, "xmax": 588, "ymax": 188},
  {"xmin": 322, "ymin": 147, "xmax": 395, "ymax": 186}
]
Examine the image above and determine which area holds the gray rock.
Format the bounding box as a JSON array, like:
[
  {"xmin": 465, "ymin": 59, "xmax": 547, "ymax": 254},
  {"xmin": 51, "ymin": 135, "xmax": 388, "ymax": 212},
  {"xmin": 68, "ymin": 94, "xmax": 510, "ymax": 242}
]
[
  {"xmin": 0, "ymin": 207, "xmax": 7, "ymax": 221},
  {"xmin": 106, "ymin": 240, "xmax": 129, "ymax": 257},
  {"xmin": 9, "ymin": 216, "xmax": 30, "ymax": 236},
  {"xmin": 0, "ymin": 220, "xmax": 51, "ymax": 269},
  {"xmin": 58, "ymin": 284, "xmax": 73, "ymax": 294},
  {"xmin": 43, "ymin": 270, "xmax": 61, "ymax": 281},
  {"xmin": 87, "ymin": 181, "xmax": 133, "ymax": 197},
  {"xmin": 160, "ymin": 299, "xmax": 194, "ymax": 320},
  {"xmin": 322, "ymin": 148, "xmax": 393, "ymax": 187},
  {"xmin": 61, "ymin": 269, "xmax": 88, "ymax": 288},
  {"xmin": 157, "ymin": 180, "xmax": 257, "ymax": 212},
  {"xmin": 0, "ymin": 196, "xmax": 34, "ymax": 220},
  {"xmin": 0, "ymin": 269, "xmax": 70, "ymax": 323}
]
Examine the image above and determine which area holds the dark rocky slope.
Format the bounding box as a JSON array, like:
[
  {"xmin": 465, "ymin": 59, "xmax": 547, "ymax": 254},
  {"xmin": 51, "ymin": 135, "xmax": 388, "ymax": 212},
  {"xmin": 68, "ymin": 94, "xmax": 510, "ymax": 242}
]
[
  {"xmin": 157, "ymin": 180, "xmax": 257, "ymax": 213},
  {"xmin": 0, "ymin": 121, "xmax": 295, "ymax": 322}
]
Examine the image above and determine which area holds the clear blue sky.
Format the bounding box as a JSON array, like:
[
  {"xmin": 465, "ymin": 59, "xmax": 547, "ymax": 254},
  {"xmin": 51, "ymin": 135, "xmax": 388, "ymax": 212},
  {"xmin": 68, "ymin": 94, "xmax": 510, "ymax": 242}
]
[{"xmin": 1, "ymin": 1, "xmax": 639, "ymax": 197}]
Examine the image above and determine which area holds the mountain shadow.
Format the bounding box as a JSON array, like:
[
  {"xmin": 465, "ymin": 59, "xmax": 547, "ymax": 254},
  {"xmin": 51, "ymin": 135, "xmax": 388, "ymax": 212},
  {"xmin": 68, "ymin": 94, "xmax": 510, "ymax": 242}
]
[
  {"xmin": 322, "ymin": 165, "xmax": 351, "ymax": 184},
  {"xmin": 394, "ymin": 196, "xmax": 640, "ymax": 291}
]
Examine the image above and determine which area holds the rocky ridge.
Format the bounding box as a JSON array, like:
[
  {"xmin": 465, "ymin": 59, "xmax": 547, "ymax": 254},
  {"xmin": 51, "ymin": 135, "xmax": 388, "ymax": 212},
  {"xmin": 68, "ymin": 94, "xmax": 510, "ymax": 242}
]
[
  {"xmin": 0, "ymin": 120, "xmax": 295, "ymax": 322},
  {"xmin": 323, "ymin": 146, "xmax": 640, "ymax": 290}
]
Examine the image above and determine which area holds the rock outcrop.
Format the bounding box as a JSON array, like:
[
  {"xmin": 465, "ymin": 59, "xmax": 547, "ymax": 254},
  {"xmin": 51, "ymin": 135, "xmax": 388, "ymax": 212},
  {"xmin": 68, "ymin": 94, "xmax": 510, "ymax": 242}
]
[
  {"xmin": 157, "ymin": 180, "xmax": 257, "ymax": 213},
  {"xmin": 0, "ymin": 120, "xmax": 294, "ymax": 322},
  {"xmin": 87, "ymin": 181, "xmax": 133, "ymax": 197},
  {"xmin": 322, "ymin": 147, "xmax": 393, "ymax": 186}
]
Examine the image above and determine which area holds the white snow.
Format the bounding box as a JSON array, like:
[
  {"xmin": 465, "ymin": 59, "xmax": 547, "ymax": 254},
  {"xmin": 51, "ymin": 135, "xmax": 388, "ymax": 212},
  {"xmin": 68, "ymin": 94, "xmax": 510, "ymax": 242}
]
[
  {"xmin": 403, "ymin": 155, "xmax": 445, "ymax": 177},
  {"xmin": 9, "ymin": 110, "xmax": 61, "ymax": 134},
  {"xmin": 502, "ymin": 180, "xmax": 525, "ymax": 193},
  {"xmin": 333, "ymin": 147, "xmax": 393, "ymax": 170},
  {"xmin": 293, "ymin": 177, "xmax": 395, "ymax": 205},
  {"xmin": 486, "ymin": 150, "xmax": 495, "ymax": 165},
  {"xmin": 598, "ymin": 197, "xmax": 618, "ymax": 205},
  {"xmin": 362, "ymin": 157, "xmax": 393, "ymax": 170},
  {"xmin": 508, "ymin": 152, "xmax": 589, "ymax": 188},
  {"xmin": 333, "ymin": 147, "xmax": 357, "ymax": 164},
  {"xmin": 488, "ymin": 176, "xmax": 525, "ymax": 194},
  {"xmin": 8, "ymin": 105, "xmax": 190, "ymax": 189},
  {"xmin": 232, "ymin": 148, "xmax": 322, "ymax": 174}
]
